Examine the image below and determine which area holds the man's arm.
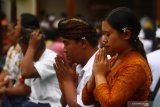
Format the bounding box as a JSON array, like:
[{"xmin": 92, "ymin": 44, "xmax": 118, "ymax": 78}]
[
  {"xmin": 61, "ymin": 81, "xmax": 80, "ymax": 107},
  {"xmin": 4, "ymin": 82, "xmax": 31, "ymax": 96},
  {"xmin": 21, "ymin": 46, "xmax": 40, "ymax": 78},
  {"xmin": 54, "ymin": 56, "xmax": 80, "ymax": 107},
  {"xmin": 60, "ymin": 93, "xmax": 67, "ymax": 107},
  {"xmin": 21, "ymin": 31, "xmax": 43, "ymax": 78}
]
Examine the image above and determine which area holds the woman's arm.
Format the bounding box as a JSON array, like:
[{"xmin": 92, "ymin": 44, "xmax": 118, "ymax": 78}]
[
  {"xmin": 88, "ymin": 48, "xmax": 146, "ymax": 107},
  {"xmin": 94, "ymin": 65, "xmax": 146, "ymax": 107},
  {"xmin": 82, "ymin": 48, "xmax": 109, "ymax": 105}
]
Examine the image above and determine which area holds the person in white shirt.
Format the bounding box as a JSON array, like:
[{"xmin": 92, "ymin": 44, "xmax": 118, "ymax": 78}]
[
  {"xmin": 147, "ymin": 50, "xmax": 160, "ymax": 107},
  {"xmin": 24, "ymin": 48, "xmax": 61, "ymax": 107},
  {"xmin": 19, "ymin": 27, "xmax": 61, "ymax": 107},
  {"xmin": 0, "ymin": 21, "xmax": 18, "ymax": 84},
  {"xmin": 53, "ymin": 18, "xmax": 99, "ymax": 107},
  {"xmin": 0, "ymin": 14, "xmax": 61, "ymax": 107},
  {"xmin": 156, "ymin": 27, "xmax": 160, "ymax": 49},
  {"xmin": 0, "ymin": 20, "xmax": 25, "ymax": 107}
]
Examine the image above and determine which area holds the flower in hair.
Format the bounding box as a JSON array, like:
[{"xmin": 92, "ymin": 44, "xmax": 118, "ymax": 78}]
[{"xmin": 122, "ymin": 27, "xmax": 128, "ymax": 33}]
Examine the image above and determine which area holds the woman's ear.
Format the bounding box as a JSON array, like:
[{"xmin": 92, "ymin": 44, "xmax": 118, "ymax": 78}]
[{"xmin": 122, "ymin": 29, "xmax": 132, "ymax": 40}]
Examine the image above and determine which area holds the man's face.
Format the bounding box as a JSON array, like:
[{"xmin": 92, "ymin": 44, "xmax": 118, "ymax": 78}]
[{"xmin": 62, "ymin": 38, "xmax": 83, "ymax": 64}]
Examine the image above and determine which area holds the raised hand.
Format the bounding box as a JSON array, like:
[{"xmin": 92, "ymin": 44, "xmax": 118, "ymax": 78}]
[
  {"xmin": 29, "ymin": 30, "xmax": 43, "ymax": 49},
  {"xmin": 93, "ymin": 47, "xmax": 110, "ymax": 76},
  {"xmin": 53, "ymin": 55, "xmax": 77, "ymax": 85},
  {"xmin": 93, "ymin": 48, "xmax": 111, "ymax": 86}
]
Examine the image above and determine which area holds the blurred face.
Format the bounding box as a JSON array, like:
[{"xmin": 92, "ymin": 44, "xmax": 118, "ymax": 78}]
[
  {"xmin": 62, "ymin": 38, "xmax": 83, "ymax": 64},
  {"xmin": 7, "ymin": 23, "xmax": 16, "ymax": 45},
  {"xmin": 101, "ymin": 21, "xmax": 126, "ymax": 54},
  {"xmin": 14, "ymin": 18, "xmax": 21, "ymax": 39}
]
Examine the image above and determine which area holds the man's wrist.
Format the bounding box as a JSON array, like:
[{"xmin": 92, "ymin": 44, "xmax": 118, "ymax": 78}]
[
  {"xmin": 61, "ymin": 79, "xmax": 74, "ymax": 86},
  {"xmin": 28, "ymin": 46, "xmax": 37, "ymax": 52}
]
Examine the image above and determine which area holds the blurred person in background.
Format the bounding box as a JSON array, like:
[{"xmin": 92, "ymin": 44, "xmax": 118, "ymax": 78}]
[
  {"xmin": 0, "ymin": 13, "xmax": 44, "ymax": 107},
  {"xmin": 47, "ymin": 29, "xmax": 65, "ymax": 58},
  {"xmin": 147, "ymin": 49, "xmax": 160, "ymax": 107},
  {"xmin": 0, "ymin": 20, "xmax": 17, "ymax": 83},
  {"xmin": 40, "ymin": 14, "xmax": 49, "ymax": 30},
  {"xmin": 0, "ymin": 18, "xmax": 62, "ymax": 107},
  {"xmin": 155, "ymin": 23, "xmax": 160, "ymax": 49},
  {"xmin": 139, "ymin": 16, "xmax": 156, "ymax": 54},
  {"xmin": 147, "ymin": 22, "xmax": 160, "ymax": 107}
]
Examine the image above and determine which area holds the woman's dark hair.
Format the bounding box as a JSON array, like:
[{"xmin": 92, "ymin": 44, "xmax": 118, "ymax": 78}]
[
  {"xmin": 58, "ymin": 18, "xmax": 99, "ymax": 47},
  {"xmin": 104, "ymin": 7, "xmax": 147, "ymax": 60}
]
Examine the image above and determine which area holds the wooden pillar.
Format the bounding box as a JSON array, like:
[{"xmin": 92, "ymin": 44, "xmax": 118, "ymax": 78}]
[
  {"xmin": 157, "ymin": 0, "xmax": 160, "ymax": 23},
  {"xmin": 36, "ymin": 0, "xmax": 40, "ymax": 17},
  {"xmin": 67, "ymin": 0, "xmax": 75, "ymax": 18},
  {"xmin": 11, "ymin": 0, "xmax": 17, "ymax": 22},
  {"xmin": 0, "ymin": 0, "xmax": 2, "ymax": 56}
]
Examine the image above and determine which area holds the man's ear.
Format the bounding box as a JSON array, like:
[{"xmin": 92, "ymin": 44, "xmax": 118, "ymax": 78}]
[
  {"xmin": 122, "ymin": 30, "xmax": 132, "ymax": 40},
  {"xmin": 80, "ymin": 37, "xmax": 88, "ymax": 49}
]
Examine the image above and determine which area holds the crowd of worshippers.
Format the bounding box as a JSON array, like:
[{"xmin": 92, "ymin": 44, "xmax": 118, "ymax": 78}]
[{"xmin": 0, "ymin": 7, "xmax": 160, "ymax": 107}]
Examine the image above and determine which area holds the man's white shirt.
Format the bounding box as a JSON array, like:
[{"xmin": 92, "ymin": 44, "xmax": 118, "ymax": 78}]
[
  {"xmin": 76, "ymin": 52, "xmax": 98, "ymax": 107},
  {"xmin": 25, "ymin": 49, "xmax": 61, "ymax": 107}
]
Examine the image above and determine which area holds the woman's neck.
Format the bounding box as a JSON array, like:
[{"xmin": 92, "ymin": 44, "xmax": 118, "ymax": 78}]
[
  {"xmin": 111, "ymin": 47, "xmax": 134, "ymax": 70},
  {"xmin": 117, "ymin": 47, "xmax": 134, "ymax": 60}
]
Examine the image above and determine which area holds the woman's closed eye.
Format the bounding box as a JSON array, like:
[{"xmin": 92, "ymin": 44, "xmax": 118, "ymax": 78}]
[{"xmin": 102, "ymin": 31, "xmax": 110, "ymax": 37}]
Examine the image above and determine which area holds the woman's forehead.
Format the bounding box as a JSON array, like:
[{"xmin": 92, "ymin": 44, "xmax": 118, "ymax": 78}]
[{"xmin": 102, "ymin": 21, "xmax": 113, "ymax": 32}]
